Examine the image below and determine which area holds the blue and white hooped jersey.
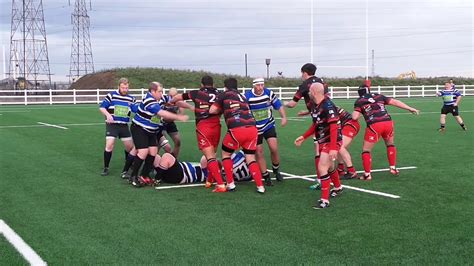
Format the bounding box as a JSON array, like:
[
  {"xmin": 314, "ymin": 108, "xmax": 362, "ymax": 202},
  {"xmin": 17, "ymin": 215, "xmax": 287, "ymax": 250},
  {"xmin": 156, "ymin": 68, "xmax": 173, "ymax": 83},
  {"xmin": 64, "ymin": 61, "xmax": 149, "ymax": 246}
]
[
  {"xmin": 179, "ymin": 162, "xmax": 206, "ymax": 184},
  {"xmin": 132, "ymin": 92, "xmax": 162, "ymax": 132},
  {"xmin": 438, "ymin": 89, "xmax": 461, "ymax": 106},
  {"xmin": 158, "ymin": 95, "xmax": 179, "ymax": 114},
  {"xmin": 231, "ymin": 150, "xmax": 251, "ymax": 182},
  {"xmin": 100, "ymin": 90, "xmax": 135, "ymax": 123},
  {"xmin": 244, "ymin": 88, "xmax": 282, "ymax": 134}
]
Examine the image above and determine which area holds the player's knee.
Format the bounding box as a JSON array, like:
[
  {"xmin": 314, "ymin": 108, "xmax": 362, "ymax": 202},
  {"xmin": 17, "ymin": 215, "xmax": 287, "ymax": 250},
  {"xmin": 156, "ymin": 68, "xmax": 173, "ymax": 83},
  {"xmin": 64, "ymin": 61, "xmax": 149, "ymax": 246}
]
[
  {"xmin": 268, "ymin": 143, "xmax": 278, "ymax": 154},
  {"xmin": 106, "ymin": 145, "xmax": 115, "ymax": 152},
  {"xmin": 161, "ymin": 153, "xmax": 175, "ymax": 167}
]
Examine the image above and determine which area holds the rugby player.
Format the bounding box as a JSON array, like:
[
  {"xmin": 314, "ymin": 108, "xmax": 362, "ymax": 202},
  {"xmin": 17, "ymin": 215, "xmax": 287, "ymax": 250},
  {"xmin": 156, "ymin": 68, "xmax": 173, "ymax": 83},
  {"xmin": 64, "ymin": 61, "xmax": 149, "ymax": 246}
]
[
  {"xmin": 128, "ymin": 82, "xmax": 188, "ymax": 187},
  {"xmin": 294, "ymin": 83, "xmax": 343, "ymax": 209},
  {"xmin": 244, "ymin": 78, "xmax": 287, "ymax": 186},
  {"xmin": 285, "ymin": 63, "xmax": 327, "ymax": 180},
  {"xmin": 437, "ymin": 81, "xmax": 467, "ymax": 132},
  {"xmin": 209, "ymin": 78, "xmax": 265, "ymax": 193},
  {"xmin": 99, "ymin": 78, "xmax": 136, "ymax": 176},
  {"xmin": 352, "ymin": 84, "xmax": 420, "ymax": 180},
  {"xmin": 153, "ymin": 150, "xmax": 251, "ymax": 185},
  {"xmin": 171, "ymin": 76, "xmax": 227, "ymax": 192}
]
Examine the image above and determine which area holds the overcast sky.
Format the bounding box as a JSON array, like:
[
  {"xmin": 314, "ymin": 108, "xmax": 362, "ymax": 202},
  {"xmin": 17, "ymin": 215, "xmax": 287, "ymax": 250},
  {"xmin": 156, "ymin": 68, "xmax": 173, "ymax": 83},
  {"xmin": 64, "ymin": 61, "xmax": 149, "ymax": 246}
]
[{"xmin": 0, "ymin": 0, "xmax": 473, "ymax": 81}]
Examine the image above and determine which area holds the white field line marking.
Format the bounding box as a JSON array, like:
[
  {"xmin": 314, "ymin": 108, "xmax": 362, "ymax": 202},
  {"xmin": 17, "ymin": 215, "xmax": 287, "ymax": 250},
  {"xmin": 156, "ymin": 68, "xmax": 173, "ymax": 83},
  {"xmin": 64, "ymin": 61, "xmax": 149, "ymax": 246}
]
[
  {"xmin": 155, "ymin": 183, "xmax": 206, "ymax": 190},
  {"xmin": 296, "ymin": 166, "xmax": 418, "ymax": 178},
  {"xmin": 0, "ymin": 110, "xmax": 31, "ymax": 113},
  {"xmin": 279, "ymin": 168, "xmax": 406, "ymax": 199},
  {"xmin": 59, "ymin": 122, "xmax": 103, "ymax": 126},
  {"xmin": 0, "ymin": 122, "xmax": 103, "ymax": 129},
  {"xmin": 0, "ymin": 219, "xmax": 47, "ymax": 266},
  {"xmin": 0, "ymin": 125, "xmax": 48, "ymax": 129},
  {"xmin": 37, "ymin": 122, "xmax": 68, "ymax": 130},
  {"xmin": 390, "ymin": 110, "xmax": 474, "ymax": 115},
  {"xmin": 280, "ymin": 171, "xmax": 401, "ymax": 199},
  {"xmin": 155, "ymin": 166, "xmax": 413, "ymax": 196}
]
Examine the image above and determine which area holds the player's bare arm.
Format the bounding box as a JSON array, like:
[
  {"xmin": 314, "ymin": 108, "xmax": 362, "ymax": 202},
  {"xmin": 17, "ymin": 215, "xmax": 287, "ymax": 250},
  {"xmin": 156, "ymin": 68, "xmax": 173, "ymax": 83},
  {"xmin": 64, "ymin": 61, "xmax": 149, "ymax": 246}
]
[
  {"xmin": 157, "ymin": 110, "xmax": 189, "ymax": 122},
  {"xmin": 297, "ymin": 110, "xmax": 310, "ymax": 116},
  {"xmin": 169, "ymin": 94, "xmax": 184, "ymax": 104},
  {"xmin": 208, "ymin": 105, "xmax": 221, "ymax": 115},
  {"xmin": 278, "ymin": 107, "xmax": 287, "ymax": 127},
  {"xmin": 351, "ymin": 110, "xmax": 361, "ymax": 120},
  {"xmin": 175, "ymin": 100, "xmax": 194, "ymax": 111},
  {"xmin": 454, "ymin": 95, "xmax": 462, "ymax": 107},
  {"xmin": 388, "ymin": 99, "xmax": 420, "ymax": 115},
  {"xmin": 99, "ymin": 107, "xmax": 114, "ymax": 123},
  {"xmin": 284, "ymin": 100, "xmax": 298, "ymax": 108}
]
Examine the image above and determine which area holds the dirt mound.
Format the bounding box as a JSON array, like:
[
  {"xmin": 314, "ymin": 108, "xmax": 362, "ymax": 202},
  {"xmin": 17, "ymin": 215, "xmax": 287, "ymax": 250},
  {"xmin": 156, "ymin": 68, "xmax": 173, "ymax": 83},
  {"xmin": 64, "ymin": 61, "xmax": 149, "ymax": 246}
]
[{"xmin": 70, "ymin": 71, "xmax": 116, "ymax": 90}]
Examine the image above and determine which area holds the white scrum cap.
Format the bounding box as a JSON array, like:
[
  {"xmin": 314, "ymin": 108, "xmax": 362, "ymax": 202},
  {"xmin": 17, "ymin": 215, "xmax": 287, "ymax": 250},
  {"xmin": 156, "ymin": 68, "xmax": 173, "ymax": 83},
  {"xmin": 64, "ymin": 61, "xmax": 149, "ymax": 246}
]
[{"xmin": 252, "ymin": 78, "xmax": 264, "ymax": 86}]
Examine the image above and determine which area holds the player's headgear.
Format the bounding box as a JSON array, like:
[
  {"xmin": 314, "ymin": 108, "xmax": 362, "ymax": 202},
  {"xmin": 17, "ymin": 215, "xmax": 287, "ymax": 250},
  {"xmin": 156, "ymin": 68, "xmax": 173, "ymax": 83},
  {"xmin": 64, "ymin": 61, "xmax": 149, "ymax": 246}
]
[
  {"xmin": 252, "ymin": 78, "xmax": 264, "ymax": 86},
  {"xmin": 357, "ymin": 85, "xmax": 370, "ymax": 97}
]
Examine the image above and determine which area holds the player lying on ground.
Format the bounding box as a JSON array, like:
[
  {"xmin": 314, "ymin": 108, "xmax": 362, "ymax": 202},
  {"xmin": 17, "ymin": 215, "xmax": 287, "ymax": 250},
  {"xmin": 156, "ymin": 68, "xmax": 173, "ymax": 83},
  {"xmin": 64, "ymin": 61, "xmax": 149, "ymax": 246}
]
[{"xmin": 153, "ymin": 150, "xmax": 251, "ymax": 185}]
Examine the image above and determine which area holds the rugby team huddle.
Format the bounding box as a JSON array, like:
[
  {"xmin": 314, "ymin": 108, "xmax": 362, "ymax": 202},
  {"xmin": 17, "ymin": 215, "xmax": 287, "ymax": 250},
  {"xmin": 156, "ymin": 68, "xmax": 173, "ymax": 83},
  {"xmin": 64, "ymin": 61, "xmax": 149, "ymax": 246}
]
[{"xmin": 99, "ymin": 63, "xmax": 467, "ymax": 209}]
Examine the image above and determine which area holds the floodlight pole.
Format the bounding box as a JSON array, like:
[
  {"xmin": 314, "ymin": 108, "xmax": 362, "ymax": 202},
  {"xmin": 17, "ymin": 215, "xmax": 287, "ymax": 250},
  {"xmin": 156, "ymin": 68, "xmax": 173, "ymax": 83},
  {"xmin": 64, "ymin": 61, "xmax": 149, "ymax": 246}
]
[
  {"xmin": 310, "ymin": 0, "xmax": 314, "ymax": 63},
  {"xmin": 265, "ymin": 58, "xmax": 271, "ymax": 79},
  {"xmin": 245, "ymin": 53, "xmax": 248, "ymax": 77},
  {"xmin": 365, "ymin": 0, "xmax": 369, "ymax": 80}
]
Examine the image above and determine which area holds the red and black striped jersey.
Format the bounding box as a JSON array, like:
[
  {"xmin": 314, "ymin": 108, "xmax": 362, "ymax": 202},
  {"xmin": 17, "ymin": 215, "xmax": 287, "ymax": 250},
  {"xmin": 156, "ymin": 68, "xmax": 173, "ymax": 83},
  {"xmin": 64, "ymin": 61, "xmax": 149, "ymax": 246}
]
[
  {"xmin": 182, "ymin": 87, "xmax": 220, "ymax": 124},
  {"xmin": 337, "ymin": 107, "xmax": 352, "ymax": 125},
  {"xmin": 213, "ymin": 89, "xmax": 256, "ymax": 129},
  {"xmin": 354, "ymin": 93, "xmax": 392, "ymax": 125},
  {"xmin": 292, "ymin": 76, "xmax": 325, "ymax": 111},
  {"xmin": 311, "ymin": 97, "xmax": 342, "ymax": 144}
]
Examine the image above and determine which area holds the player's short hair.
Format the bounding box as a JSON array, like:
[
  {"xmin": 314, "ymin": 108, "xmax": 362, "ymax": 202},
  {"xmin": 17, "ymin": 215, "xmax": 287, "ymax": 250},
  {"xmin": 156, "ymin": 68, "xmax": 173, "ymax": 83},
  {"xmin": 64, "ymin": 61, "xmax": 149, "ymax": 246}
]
[
  {"xmin": 224, "ymin": 78, "xmax": 238, "ymax": 90},
  {"xmin": 357, "ymin": 85, "xmax": 370, "ymax": 97},
  {"xmin": 118, "ymin": 77, "xmax": 129, "ymax": 86},
  {"xmin": 301, "ymin": 63, "xmax": 317, "ymax": 75},
  {"xmin": 149, "ymin": 81, "xmax": 162, "ymax": 92},
  {"xmin": 168, "ymin": 87, "xmax": 178, "ymax": 96},
  {"xmin": 201, "ymin": 75, "xmax": 214, "ymax": 87}
]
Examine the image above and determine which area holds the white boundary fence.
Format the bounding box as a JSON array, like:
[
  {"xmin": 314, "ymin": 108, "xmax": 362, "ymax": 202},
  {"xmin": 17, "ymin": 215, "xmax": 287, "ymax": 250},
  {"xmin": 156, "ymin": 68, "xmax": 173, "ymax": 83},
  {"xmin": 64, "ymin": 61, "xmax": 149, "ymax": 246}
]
[{"xmin": 0, "ymin": 85, "xmax": 473, "ymax": 105}]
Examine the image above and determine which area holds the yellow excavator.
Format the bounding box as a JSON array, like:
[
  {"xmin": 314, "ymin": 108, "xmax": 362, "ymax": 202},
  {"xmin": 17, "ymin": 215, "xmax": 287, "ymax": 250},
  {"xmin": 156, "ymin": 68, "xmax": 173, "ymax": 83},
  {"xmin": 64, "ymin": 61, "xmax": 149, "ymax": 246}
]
[{"xmin": 397, "ymin": 70, "xmax": 417, "ymax": 79}]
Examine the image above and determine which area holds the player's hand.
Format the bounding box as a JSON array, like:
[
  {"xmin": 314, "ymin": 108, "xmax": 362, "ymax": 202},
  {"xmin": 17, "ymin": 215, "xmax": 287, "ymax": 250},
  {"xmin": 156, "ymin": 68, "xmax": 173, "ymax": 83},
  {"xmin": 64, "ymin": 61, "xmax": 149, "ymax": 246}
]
[
  {"xmin": 280, "ymin": 117, "xmax": 287, "ymax": 127},
  {"xmin": 105, "ymin": 114, "xmax": 114, "ymax": 124},
  {"xmin": 294, "ymin": 136, "xmax": 305, "ymax": 147},
  {"xmin": 297, "ymin": 110, "xmax": 310, "ymax": 116},
  {"xmin": 453, "ymin": 103, "xmax": 458, "ymax": 107},
  {"xmin": 329, "ymin": 150, "xmax": 338, "ymax": 161},
  {"xmin": 410, "ymin": 108, "xmax": 420, "ymax": 115}
]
